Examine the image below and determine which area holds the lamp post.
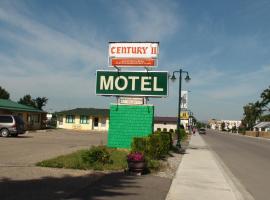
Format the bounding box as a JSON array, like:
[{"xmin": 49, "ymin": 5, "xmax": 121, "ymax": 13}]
[{"xmin": 171, "ymin": 69, "xmax": 191, "ymax": 149}]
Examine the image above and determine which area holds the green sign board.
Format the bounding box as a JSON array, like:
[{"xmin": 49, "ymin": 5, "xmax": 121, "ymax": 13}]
[{"xmin": 96, "ymin": 70, "xmax": 168, "ymax": 97}]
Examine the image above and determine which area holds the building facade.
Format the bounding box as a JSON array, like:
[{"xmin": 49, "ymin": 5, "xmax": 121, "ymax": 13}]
[
  {"xmin": 56, "ymin": 108, "xmax": 109, "ymax": 131},
  {"xmin": 154, "ymin": 116, "xmax": 189, "ymax": 132},
  {"xmin": 0, "ymin": 99, "xmax": 45, "ymax": 130},
  {"xmin": 208, "ymin": 119, "xmax": 241, "ymax": 131},
  {"xmin": 253, "ymin": 122, "xmax": 270, "ymax": 132}
]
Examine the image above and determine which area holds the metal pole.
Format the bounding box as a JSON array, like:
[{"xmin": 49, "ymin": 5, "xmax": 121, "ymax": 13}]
[{"xmin": 176, "ymin": 69, "xmax": 182, "ymax": 148}]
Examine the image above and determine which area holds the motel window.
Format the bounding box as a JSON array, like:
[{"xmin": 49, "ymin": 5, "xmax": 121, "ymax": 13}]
[
  {"xmin": 101, "ymin": 118, "xmax": 106, "ymax": 127},
  {"xmin": 58, "ymin": 115, "xmax": 63, "ymax": 125},
  {"xmin": 33, "ymin": 114, "xmax": 40, "ymax": 123},
  {"xmin": 66, "ymin": 115, "xmax": 75, "ymax": 123},
  {"xmin": 80, "ymin": 115, "xmax": 89, "ymax": 124}
]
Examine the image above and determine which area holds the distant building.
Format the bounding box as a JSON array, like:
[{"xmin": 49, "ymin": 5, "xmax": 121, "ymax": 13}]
[
  {"xmin": 0, "ymin": 99, "xmax": 46, "ymax": 130},
  {"xmin": 208, "ymin": 119, "xmax": 241, "ymax": 131},
  {"xmin": 154, "ymin": 116, "xmax": 189, "ymax": 132},
  {"xmin": 56, "ymin": 108, "xmax": 109, "ymax": 131},
  {"xmin": 253, "ymin": 122, "xmax": 270, "ymax": 132}
]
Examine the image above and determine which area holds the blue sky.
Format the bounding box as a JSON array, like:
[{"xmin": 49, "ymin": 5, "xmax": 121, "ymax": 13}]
[{"xmin": 0, "ymin": 0, "xmax": 269, "ymax": 121}]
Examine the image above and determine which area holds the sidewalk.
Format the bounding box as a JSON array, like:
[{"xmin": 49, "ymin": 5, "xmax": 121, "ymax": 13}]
[{"xmin": 166, "ymin": 133, "xmax": 240, "ymax": 200}]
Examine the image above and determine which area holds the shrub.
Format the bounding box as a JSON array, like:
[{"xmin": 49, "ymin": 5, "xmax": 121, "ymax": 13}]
[
  {"xmin": 82, "ymin": 146, "xmax": 111, "ymax": 165},
  {"xmin": 147, "ymin": 159, "xmax": 161, "ymax": 171},
  {"xmin": 179, "ymin": 128, "xmax": 187, "ymax": 140},
  {"xmin": 132, "ymin": 137, "xmax": 149, "ymax": 154},
  {"xmin": 169, "ymin": 129, "xmax": 174, "ymax": 133},
  {"xmin": 131, "ymin": 132, "xmax": 171, "ymax": 160},
  {"xmin": 148, "ymin": 134, "xmax": 163, "ymax": 159}
]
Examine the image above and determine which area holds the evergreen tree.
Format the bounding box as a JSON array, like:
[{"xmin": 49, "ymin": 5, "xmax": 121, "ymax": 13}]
[{"xmin": 0, "ymin": 86, "xmax": 10, "ymax": 99}]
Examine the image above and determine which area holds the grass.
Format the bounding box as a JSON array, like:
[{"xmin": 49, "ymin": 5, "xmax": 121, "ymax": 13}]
[{"xmin": 37, "ymin": 148, "xmax": 128, "ymax": 171}]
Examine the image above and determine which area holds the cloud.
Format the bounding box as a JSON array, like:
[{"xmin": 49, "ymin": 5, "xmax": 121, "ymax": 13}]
[
  {"xmin": 118, "ymin": 0, "xmax": 181, "ymax": 41},
  {"xmin": 0, "ymin": 5, "xmax": 105, "ymax": 76},
  {"xmin": 203, "ymin": 65, "xmax": 270, "ymax": 100}
]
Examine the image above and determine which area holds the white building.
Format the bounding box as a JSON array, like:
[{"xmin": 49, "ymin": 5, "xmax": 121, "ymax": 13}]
[
  {"xmin": 154, "ymin": 117, "xmax": 189, "ymax": 132},
  {"xmin": 208, "ymin": 119, "xmax": 241, "ymax": 131},
  {"xmin": 253, "ymin": 122, "xmax": 270, "ymax": 132},
  {"xmin": 56, "ymin": 108, "xmax": 109, "ymax": 131}
]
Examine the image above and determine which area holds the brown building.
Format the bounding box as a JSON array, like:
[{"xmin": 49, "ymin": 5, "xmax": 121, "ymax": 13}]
[{"xmin": 0, "ymin": 99, "xmax": 46, "ymax": 130}]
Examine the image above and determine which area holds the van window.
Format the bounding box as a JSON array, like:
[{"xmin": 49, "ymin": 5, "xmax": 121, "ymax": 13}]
[{"xmin": 0, "ymin": 116, "xmax": 13, "ymax": 123}]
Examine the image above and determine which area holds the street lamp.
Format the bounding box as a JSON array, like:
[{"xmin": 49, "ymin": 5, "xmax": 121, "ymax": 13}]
[{"xmin": 171, "ymin": 69, "xmax": 191, "ymax": 149}]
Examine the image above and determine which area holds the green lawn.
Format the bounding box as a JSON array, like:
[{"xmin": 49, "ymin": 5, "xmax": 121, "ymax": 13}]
[{"xmin": 37, "ymin": 148, "xmax": 128, "ymax": 171}]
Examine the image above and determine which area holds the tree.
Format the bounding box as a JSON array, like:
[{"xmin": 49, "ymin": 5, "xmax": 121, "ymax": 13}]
[
  {"xmin": 242, "ymin": 102, "xmax": 263, "ymax": 130},
  {"xmin": 18, "ymin": 95, "xmax": 48, "ymax": 110},
  {"xmin": 0, "ymin": 86, "xmax": 10, "ymax": 99},
  {"xmin": 260, "ymin": 86, "xmax": 270, "ymax": 111},
  {"xmin": 34, "ymin": 97, "xmax": 48, "ymax": 110},
  {"xmin": 18, "ymin": 95, "xmax": 36, "ymax": 107}
]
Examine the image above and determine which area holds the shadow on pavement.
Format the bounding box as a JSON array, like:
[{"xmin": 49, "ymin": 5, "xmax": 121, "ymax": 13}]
[{"xmin": 0, "ymin": 171, "xmax": 171, "ymax": 200}]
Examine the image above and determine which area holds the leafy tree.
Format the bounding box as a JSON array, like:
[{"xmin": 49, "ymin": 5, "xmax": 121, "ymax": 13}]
[
  {"xmin": 260, "ymin": 86, "xmax": 270, "ymax": 111},
  {"xmin": 242, "ymin": 102, "xmax": 263, "ymax": 130},
  {"xmin": 260, "ymin": 114, "xmax": 270, "ymax": 121},
  {"xmin": 0, "ymin": 86, "xmax": 10, "ymax": 99},
  {"xmin": 18, "ymin": 95, "xmax": 48, "ymax": 110},
  {"xmin": 34, "ymin": 97, "xmax": 48, "ymax": 110},
  {"xmin": 18, "ymin": 95, "xmax": 36, "ymax": 107}
]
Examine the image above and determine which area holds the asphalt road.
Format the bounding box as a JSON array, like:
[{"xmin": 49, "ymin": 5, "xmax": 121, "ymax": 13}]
[{"xmin": 202, "ymin": 129, "xmax": 270, "ymax": 200}]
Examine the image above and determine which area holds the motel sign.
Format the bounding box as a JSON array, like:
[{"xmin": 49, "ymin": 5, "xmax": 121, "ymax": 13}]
[{"xmin": 96, "ymin": 71, "xmax": 168, "ymax": 97}]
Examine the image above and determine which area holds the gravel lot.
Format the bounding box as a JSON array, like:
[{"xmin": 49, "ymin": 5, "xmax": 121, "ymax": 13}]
[
  {"xmin": 0, "ymin": 129, "xmax": 107, "ymax": 180},
  {"xmin": 0, "ymin": 130, "xmax": 188, "ymax": 200}
]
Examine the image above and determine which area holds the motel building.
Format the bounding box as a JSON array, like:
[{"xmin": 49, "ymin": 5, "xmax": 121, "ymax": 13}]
[
  {"xmin": 154, "ymin": 116, "xmax": 189, "ymax": 132},
  {"xmin": 56, "ymin": 108, "xmax": 109, "ymax": 131},
  {"xmin": 0, "ymin": 99, "xmax": 46, "ymax": 130}
]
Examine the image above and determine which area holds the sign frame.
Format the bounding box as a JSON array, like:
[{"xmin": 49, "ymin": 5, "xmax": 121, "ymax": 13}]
[{"xmin": 95, "ymin": 70, "xmax": 168, "ymax": 97}]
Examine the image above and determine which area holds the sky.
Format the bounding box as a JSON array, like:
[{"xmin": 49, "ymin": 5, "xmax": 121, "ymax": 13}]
[{"xmin": 0, "ymin": 0, "xmax": 269, "ymax": 121}]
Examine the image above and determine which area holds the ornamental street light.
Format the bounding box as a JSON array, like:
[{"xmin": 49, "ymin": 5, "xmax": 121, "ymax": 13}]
[{"xmin": 171, "ymin": 69, "xmax": 191, "ymax": 149}]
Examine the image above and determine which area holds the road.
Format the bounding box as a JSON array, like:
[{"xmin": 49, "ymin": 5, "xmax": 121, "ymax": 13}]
[{"xmin": 202, "ymin": 129, "xmax": 270, "ymax": 200}]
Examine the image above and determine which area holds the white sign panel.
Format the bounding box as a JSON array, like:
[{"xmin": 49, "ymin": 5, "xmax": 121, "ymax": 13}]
[
  {"xmin": 108, "ymin": 42, "xmax": 159, "ymax": 67},
  {"xmin": 181, "ymin": 91, "xmax": 188, "ymax": 109},
  {"xmin": 118, "ymin": 97, "xmax": 144, "ymax": 105}
]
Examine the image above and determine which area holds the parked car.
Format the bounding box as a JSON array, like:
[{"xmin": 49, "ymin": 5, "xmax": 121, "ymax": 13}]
[
  {"xmin": 0, "ymin": 115, "xmax": 26, "ymax": 137},
  {"xmin": 199, "ymin": 128, "xmax": 206, "ymax": 134}
]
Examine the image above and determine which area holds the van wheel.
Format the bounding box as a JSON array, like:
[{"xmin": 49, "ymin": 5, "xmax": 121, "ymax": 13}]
[{"xmin": 1, "ymin": 128, "xmax": 10, "ymax": 137}]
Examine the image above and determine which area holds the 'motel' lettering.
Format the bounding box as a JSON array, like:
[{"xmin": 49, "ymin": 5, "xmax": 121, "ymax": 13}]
[{"xmin": 100, "ymin": 76, "xmax": 163, "ymax": 92}]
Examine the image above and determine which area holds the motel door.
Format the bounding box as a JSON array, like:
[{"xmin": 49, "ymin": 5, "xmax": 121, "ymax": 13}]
[{"xmin": 93, "ymin": 117, "xmax": 99, "ymax": 130}]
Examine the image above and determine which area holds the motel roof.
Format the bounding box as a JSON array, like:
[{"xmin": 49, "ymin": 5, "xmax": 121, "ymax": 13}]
[
  {"xmin": 154, "ymin": 116, "xmax": 178, "ymax": 124},
  {"xmin": 0, "ymin": 99, "xmax": 44, "ymax": 113},
  {"xmin": 56, "ymin": 108, "xmax": 109, "ymax": 117},
  {"xmin": 254, "ymin": 122, "xmax": 270, "ymax": 128}
]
